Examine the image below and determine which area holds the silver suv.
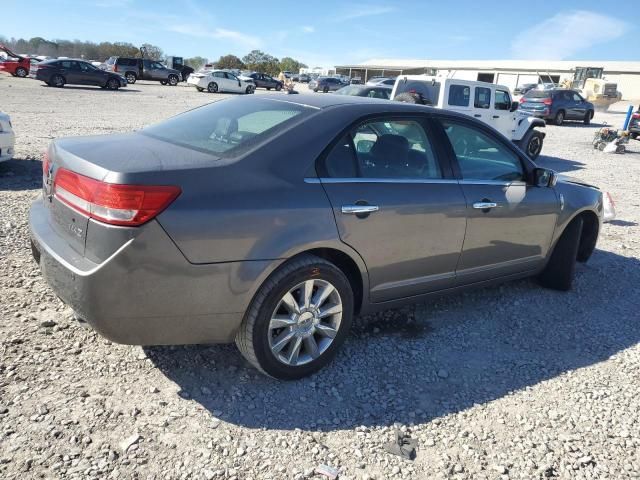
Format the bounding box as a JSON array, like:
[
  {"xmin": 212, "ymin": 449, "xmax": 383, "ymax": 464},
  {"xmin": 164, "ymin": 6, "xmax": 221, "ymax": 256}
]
[{"xmin": 103, "ymin": 57, "xmax": 181, "ymax": 85}]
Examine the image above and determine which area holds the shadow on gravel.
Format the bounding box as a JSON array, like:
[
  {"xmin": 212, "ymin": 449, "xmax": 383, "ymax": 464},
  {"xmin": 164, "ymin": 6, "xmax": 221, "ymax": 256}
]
[
  {"xmin": 0, "ymin": 158, "xmax": 43, "ymax": 191},
  {"xmin": 536, "ymin": 155, "xmax": 586, "ymax": 173},
  {"xmin": 39, "ymin": 85, "xmax": 142, "ymax": 93},
  {"xmin": 147, "ymin": 249, "xmax": 640, "ymax": 432}
]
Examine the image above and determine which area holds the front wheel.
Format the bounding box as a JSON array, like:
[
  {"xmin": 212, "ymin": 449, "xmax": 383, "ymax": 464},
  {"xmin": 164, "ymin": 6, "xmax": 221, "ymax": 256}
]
[
  {"xmin": 554, "ymin": 110, "xmax": 565, "ymax": 126},
  {"xmin": 15, "ymin": 67, "xmax": 28, "ymax": 78},
  {"xmin": 236, "ymin": 254, "xmax": 353, "ymax": 379},
  {"xmin": 125, "ymin": 72, "xmax": 137, "ymax": 84},
  {"xmin": 275, "ymin": 84, "xmax": 282, "ymax": 92},
  {"xmin": 106, "ymin": 78, "xmax": 120, "ymax": 90},
  {"xmin": 207, "ymin": 82, "xmax": 218, "ymax": 93},
  {"xmin": 538, "ymin": 217, "xmax": 583, "ymax": 291},
  {"xmin": 246, "ymin": 85, "xmax": 255, "ymax": 94},
  {"xmin": 51, "ymin": 74, "xmax": 65, "ymax": 88},
  {"xmin": 584, "ymin": 110, "xmax": 593, "ymax": 125},
  {"xmin": 167, "ymin": 75, "xmax": 179, "ymax": 86},
  {"xmin": 519, "ymin": 129, "xmax": 544, "ymax": 160},
  {"xmin": 196, "ymin": 87, "xmax": 204, "ymax": 92},
  {"xmin": 160, "ymin": 80, "xmax": 167, "ymax": 85}
]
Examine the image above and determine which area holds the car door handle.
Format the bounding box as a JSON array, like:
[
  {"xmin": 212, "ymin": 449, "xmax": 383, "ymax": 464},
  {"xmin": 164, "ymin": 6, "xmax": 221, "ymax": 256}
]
[
  {"xmin": 341, "ymin": 205, "xmax": 379, "ymax": 214},
  {"xmin": 473, "ymin": 202, "xmax": 498, "ymax": 209},
  {"xmin": 474, "ymin": 114, "xmax": 482, "ymax": 118},
  {"xmin": 492, "ymin": 115, "xmax": 500, "ymax": 119}
]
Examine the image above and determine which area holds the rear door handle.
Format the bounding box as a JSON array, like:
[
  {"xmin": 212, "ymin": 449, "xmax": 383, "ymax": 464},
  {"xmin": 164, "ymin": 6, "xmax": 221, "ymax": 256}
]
[
  {"xmin": 342, "ymin": 205, "xmax": 379, "ymax": 214},
  {"xmin": 492, "ymin": 115, "xmax": 500, "ymax": 119},
  {"xmin": 474, "ymin": 114, "xmax": 482, "ymax": 118},
  {"xmin": 473, "ymin": 202, "xmax": 498, "ymax": 209}
]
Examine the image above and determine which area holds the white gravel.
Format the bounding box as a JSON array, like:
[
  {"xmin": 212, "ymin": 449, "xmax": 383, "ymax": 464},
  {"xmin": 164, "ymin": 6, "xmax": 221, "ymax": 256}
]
[{"xmin": 1, "ymin": 75, "xmax": 640, "ymax": 480}]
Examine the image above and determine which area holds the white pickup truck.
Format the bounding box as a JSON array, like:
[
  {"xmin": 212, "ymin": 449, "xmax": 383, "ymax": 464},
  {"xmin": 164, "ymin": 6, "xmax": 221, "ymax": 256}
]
[{"xmin": 391, "ymin": 76, "xmax": 546, "ymax": 159}]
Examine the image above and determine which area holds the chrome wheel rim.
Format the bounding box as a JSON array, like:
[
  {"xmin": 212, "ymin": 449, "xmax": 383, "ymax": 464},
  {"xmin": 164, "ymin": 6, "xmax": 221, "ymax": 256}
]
[{"xmin": 269, "ymin": 279, "xmax": 342, "ymax": 366}]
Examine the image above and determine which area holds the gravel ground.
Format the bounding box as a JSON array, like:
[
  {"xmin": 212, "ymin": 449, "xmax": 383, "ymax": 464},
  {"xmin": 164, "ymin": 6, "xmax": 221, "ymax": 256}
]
[{"xmin": 1, "ymin": 75, "xmax": 639, "ymax": 480}]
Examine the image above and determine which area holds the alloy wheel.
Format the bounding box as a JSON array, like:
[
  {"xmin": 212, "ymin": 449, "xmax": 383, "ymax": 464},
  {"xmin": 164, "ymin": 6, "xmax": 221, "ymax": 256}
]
[{"xmin": 268, "ymin": 279, "xmax": 342, "ymax": 366}]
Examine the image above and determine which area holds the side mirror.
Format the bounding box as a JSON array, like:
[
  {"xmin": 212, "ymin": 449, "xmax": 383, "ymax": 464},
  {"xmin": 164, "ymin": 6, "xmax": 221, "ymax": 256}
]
[
  {"xmin": 533, "ymin": 168, "xmax": 557, "ymax": 187},
  {"xmin": 510, "ymin": 101, "xmax": 519, "ymax": 112}
]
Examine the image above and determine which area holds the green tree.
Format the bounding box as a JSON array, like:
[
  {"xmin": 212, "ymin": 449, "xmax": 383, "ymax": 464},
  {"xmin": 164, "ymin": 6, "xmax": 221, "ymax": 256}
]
[
  {"xmin": 214, "ymin": 54, "xmax": 244, "ymax": 70},
  {"xmin": 279, "ymin": 57, "xmax": 308, "ymax": 75},
  {"xmin": 185, "ymin": 56, "xmax": 208, "ymax": 70},
  {"xmin": 242, "ymin": 50, "xmax": 280, "ymax": 76}
]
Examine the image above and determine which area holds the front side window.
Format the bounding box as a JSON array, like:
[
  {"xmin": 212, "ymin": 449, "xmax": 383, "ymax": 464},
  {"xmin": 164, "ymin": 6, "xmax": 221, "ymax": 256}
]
[
  {"xmin": 226, "ymin": 73, "xmax": 239, "ymax": 81},
  {"xmin": 448, "ymin": 84, "xmax": 471, "ymax": 107},
  {"xmin": 441, "ymin": 120, "xmax": 524, "ymax": 182},
  {"xmin": 572, "ymin": 92, "xmax": 584, "ymax": 102},
  {"xmin": 60, "ymin": 61, "xmax": 73, "ymax": 69},
  {"xmin": 474, "ymin": 87, "xmax": 491, "ymax": 109},
  {"xmin": 322, "ymin": 118, "xmax": 441, "ymax": 180},
  {"xmin": 495, "ymin": 90, "xmax": 511, "ymax": 110},
  {"xmin": 142, "ymin": 98, "xmax": 311, "ymax": 157}
]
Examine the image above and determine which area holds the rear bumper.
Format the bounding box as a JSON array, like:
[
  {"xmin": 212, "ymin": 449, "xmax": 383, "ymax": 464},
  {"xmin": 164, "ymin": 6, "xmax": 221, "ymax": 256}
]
[{"xmin": 29, "ymin": 198, "xmax": 274, "ymax": 345}]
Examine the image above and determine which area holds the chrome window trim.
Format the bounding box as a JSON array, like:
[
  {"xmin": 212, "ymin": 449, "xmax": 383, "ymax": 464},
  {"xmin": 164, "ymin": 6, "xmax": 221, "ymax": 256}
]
[
  {"xmin": 459, "ymin": 180, "xmax": 527, "ymax": 187},
  {"xmin": 304, "ymin": 177, "xmax": 458, "ymax": 185}
]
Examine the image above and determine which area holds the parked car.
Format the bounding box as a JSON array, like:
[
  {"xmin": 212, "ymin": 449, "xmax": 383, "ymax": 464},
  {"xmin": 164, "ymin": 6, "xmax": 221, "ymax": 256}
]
[
  {"xmin": 30, "ymin": 59, "xmax": 127, "ymax": 90},
  {"xmin": 392, "ymin": 75, "xmax": 546, "ymax": 159},
  {"xmin": 0, "ymin": 111, "xmax": 15, "ymax": 162},
  {"xmin": 629, "ymin": 107, "xmax": 640, "ymax": 140},
  {"xmin": 514, "ymin": 83, "xmax": 538, "ymax": 95},
  {"xmin": 30, "ymin": 95, "xmax": 606, "ymax": 379},
  {"xmin": 0, "ymin": 44, "xmax": 32, "ymax": 78},
  {"xmin": 366, "ymin": 77, "xmax": 396, "ymax": 87},
  {"xmin": 240, "ymin": 72, "xmax": 282, "ymax": 90},
  {"xmin": 103, "ymin": 57, "xmax": 181, "ymax": 85},
  {"xmin": 298, "ymin": 73, "xmax": 310, "ymax": 83},
  {"xmin": 187, "ymin": 69, "xmax": 255, "ymax": 94},
  {"xmin": 519, "ymin": 89, "xmax": 595, "ymax": 126},
  {"xmin": 164, "ymin": 56, "xmax": 194, "ymax": 82},
  {"xmin": 309, "ymin": 76, "xmax": 348, "ymax": 92},
  {"xmin": 334, "ymin": 84, "xmax": 392, "ymax": 99}
]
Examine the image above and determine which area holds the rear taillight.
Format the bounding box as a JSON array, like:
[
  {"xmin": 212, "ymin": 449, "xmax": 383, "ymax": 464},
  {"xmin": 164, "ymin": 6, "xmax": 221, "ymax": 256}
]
[
  {"xmin": 543, "ymin": 98, "xmax": 553, "ymax": 106},
  {"xmin": 53, "ymin": 168, "xmax": 181, "ymax": 226},
  {"xmin": 42, "ymin": 151, "xmax": 50, "ymax": 176}
]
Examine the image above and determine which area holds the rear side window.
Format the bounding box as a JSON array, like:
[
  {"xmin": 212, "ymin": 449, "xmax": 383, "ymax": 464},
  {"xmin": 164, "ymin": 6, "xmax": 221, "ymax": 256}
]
[
  {"xmin": 448, "ymin": 85, "xmax": 470, "ymax": 107},
  {"xmin": 141, "ymin": 98, "xmax": 311, "ymax": 157},
  {"xmin": 321, "ymin": 119, "xmax": 441, "ymax": 180},
  {"xmin": 524, "ymin": 90, "xmax": 550, "ymax": 99},
  {"xmin": 474, "ymin": 87, "xmax": 491, "ymax": 109},
  {"xmin": 441, "ymin": 120, "xmax": 524, "ymax": 182}
]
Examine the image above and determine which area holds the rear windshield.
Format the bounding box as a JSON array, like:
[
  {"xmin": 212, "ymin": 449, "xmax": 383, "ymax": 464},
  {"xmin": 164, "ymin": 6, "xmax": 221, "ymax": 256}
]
[
  {"xmin": 141, "ymin": 98, "xmax": 313, "ymax": 157},
  {"xmin": 524, "ymin": 90, "xmax": 551, "ymax": 98},
  {"xmin": 394, "ymin": 78, "xmax": 441, "ymax": 105}
]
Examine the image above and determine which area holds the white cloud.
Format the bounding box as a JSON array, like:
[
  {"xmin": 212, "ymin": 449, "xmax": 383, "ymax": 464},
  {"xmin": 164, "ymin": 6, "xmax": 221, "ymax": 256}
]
[
  {"xmin": 168, "ymin": 24, "xmax": 261, "ymax": 49},
  {"xmin": 335, "ymin": 4, "xmax": 396, "ymax": 22},
  {"xmin": 301, "ymin": 25, "xmax": 315, "ymax": 33},
  {"xmin": 511, "ymin": 10, "xmax": 630, "ymax": 60}
]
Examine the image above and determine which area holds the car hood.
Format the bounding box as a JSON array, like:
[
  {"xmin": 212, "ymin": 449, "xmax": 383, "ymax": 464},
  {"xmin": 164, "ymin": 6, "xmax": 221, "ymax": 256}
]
[{"xmin": 557, "ymin": 174, "xmax": 598, "ymax": 190}]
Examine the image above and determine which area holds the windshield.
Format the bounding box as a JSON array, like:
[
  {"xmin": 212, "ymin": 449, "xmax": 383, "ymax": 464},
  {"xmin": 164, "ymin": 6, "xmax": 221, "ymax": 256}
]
[
  {"xmin": 141, "ymin": 98, "xmax": 313, "ymax": 157},
  {"xmin": 334, "ymin": 85, "xmax": 362, "ymax": 95},
  {"xmin": 394, "ymin": 79, "xmax": 441, "ymax": 105}
]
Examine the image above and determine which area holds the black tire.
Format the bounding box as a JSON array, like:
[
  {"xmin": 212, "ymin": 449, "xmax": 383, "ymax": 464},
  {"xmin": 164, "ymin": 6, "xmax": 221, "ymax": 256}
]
[
  {"xmin": 196, "ymin": 87, "xmax": 204, "ymax": 92},
  {"xmin": 236, "ymin": 254, "xmax": 354, "ymax": 380},
  {"xmin": 519, "ymin": 129, "xmax": 544, "ymax": 160},
  {"xmin": 276, "ymin": 84, "xmax": 282, "ymax": 92},
  {"xmin": 124, "ymin": 72, "xmax": 137, "ymax": 84},
  {"xmin": 168, "ymin": 75, "xmax": 179, "ymax": 86},
  {"xmin": 538, "ymin": 217, "xmax": 583, "ymax": 291},
  {"xmin": 554, "ymin": 110, "xmax": 565, "ymax": 126},
  {"xmin": 246, "ymin": 85, "xmax": 255, "ymax": 94},
  {"xmin": 106, "ymin": 78, "xmax": 120, "ymax": 90},
  {"xmin": 323, "ymin": 86, "xmax": 329, "ymax": 93},
  {"xmin": 51, "ymin": 74, "xmax": 65, "ymax": 88},
  {"xmin": 584, "ymin": 110, "xmax": 593, "ymax": 125},
  {"xmin": 207, "ymin": 82, "xmax": 218, "ymax": 93},
  {"xmin": 15, "ymin": 67, "xmax": 28, "ymax": 78},
  {"xmin": 266, "ymin": 87, "xmax": 271, "ymax": 91},
  {"xmin": 393, "ymin": 92, "xmax": 424, "ymax": 104},
  {"xmin": 160, "ymin": 80, "xmax": 167, "ymax": 85}
]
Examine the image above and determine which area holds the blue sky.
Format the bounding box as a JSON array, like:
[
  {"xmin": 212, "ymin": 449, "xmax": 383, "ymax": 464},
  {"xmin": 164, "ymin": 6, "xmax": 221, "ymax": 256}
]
[{"xmin": 2, "ymin": 0, "xmax": 637, "ymax": 66}]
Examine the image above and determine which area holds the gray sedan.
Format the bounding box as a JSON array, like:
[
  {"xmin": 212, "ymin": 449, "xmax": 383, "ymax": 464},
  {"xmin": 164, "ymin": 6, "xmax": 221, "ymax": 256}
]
[{"xmin": 30, "ymin": 95, "xmax": 604, "ymax": 379}]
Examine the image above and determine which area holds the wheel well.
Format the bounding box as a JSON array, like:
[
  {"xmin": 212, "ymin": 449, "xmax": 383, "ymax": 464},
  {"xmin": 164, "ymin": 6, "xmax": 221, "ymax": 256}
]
[
  {"xmin": 304, "ymin": 248, "xmax": 364, "ymax": 314},
  {"xmin": 576, "ymin": 211, "xmax": 599, "ymax": 262}
]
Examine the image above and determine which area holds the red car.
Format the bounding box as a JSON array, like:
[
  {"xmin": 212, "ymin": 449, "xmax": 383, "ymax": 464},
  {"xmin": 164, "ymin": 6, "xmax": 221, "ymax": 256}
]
[{"xmin": 0, "ymin": 44, "xmax": 32, "ymax": 78}]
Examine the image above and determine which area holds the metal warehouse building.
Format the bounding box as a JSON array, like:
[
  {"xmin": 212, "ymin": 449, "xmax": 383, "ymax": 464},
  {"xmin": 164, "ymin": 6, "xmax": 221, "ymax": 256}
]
[{"xmin": 335, "ymin": 59, "xmax": 640, "ymax": 99}]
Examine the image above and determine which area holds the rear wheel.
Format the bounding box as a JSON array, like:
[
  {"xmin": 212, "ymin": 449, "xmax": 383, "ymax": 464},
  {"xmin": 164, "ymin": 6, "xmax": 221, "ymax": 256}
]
[
  {"xmin": 323, "ymin": 86, "xmax": 329, "ymax": 93},
  {"xmin": 168, "ymin": 75, "xmax": 179, "ymax": 86},
  {"xmin": 236, "ymin": 254, "xmax": 353, "ymax": 379},
  {"xmin": 15, "ymin": 67, "xmax": 28, "ymax": 78},
  {"xmin": 106, "ymin": 78, "xmax": 120, "ymax": 90},
  {"xmin": 276, "ymin": 84, "xmax": 282, "ymax": 91},
  {"xmin": 554, "ymin": 110, "xmax": 565, "ymax": 126},
  {"xmin": 196, "ymin": 87, "xmax": 204, "ymax": 92},
  {"xmin": 207, "ymin": 82, "xmax": 218, "ymax": 93},
  {"xmin": 125, "ymin": 72, "xmax": 137, "ymax": 84},
  {"xmin": 538, "ymin": 217, "xmax": 583, "ymax": 291},
  {"xmin": 51, "ymin": 74, "xmax": 65, "ymax": 88},
  {"xmin": 584, "ymin": 110, "xmax": 593, "ymax": 125},
  {"xmin": 160, "ymin": 80, "xmax": 167, "ymax": 85}
]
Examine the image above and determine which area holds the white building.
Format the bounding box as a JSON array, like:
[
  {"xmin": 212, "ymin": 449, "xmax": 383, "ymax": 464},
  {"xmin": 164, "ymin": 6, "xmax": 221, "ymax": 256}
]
[{"xmin": 335, "ymin": 59, "xmax": 640, "ymax": 99}]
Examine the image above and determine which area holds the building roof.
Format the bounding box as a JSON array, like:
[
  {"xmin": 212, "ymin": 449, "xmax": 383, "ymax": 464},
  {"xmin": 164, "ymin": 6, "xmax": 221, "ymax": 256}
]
[{"xmin": 336, "ymin": 59, "xmax": 640, "ymax": 74}]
